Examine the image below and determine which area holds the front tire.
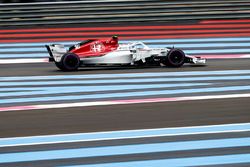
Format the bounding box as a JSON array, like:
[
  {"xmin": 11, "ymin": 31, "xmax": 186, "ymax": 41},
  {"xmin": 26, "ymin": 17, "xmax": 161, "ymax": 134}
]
[
  {"xmin": 163, "ymin": 48, "xmax": 185, "ymax": 67},
  {"xmin": 56, "ymin": 53, "xmax": 80, "ymax": 71}
]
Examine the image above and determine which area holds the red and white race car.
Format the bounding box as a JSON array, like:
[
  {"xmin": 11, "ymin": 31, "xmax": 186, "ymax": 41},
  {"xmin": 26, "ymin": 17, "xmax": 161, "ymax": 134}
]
[{"xmin": 46, "ymin": 36, "xmax": 205, "ymax": 71}]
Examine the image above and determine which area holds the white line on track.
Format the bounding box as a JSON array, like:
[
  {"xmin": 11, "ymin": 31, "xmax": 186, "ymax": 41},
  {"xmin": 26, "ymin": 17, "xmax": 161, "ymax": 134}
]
[
  {"xmin": 0, "ymin": 58, "xmax": 48, "ymax": 64},
  {"xmin": 0, "ymin": 122, "xmax": 250, "ymax": 148},
  {"xmin": 0, "ymin": 93, "xmax": 249, "ymax": 112}
]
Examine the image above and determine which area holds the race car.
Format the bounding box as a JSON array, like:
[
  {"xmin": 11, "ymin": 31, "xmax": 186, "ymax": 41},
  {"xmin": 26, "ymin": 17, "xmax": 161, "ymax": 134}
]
[{"xmin": 46, "ymin": 36, "xmax": 205, "ymax": 71}]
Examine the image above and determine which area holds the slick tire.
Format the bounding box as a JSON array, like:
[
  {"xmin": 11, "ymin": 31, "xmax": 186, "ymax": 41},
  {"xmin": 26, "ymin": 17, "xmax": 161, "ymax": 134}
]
[
  {"xmin": 164, "ymin": 48, "xmax": 185, "ymax": 67},
  {"xmin": 58, "ymin": 53, "xmax": 80, "ymax": 71}
]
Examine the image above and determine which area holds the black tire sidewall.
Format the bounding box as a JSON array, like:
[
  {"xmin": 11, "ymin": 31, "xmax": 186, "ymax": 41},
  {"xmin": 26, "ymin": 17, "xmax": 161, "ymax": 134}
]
[
  {"xmin": 61, "ymin": 53, "xmax": 80, "ymax": 71},
  {"xmin": 166, "ymin": 49, "xmax": 185, "ymax": 67}
]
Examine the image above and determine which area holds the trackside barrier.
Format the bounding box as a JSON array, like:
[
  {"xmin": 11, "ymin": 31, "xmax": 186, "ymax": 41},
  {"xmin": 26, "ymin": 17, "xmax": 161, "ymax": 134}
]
[
  {"xmin": 0, "ymin": 0, "xmax": 250, "ymax": 61},
  {"xmin": 0, "ymin": 0, "xmax": 250, "ymax": 26}
]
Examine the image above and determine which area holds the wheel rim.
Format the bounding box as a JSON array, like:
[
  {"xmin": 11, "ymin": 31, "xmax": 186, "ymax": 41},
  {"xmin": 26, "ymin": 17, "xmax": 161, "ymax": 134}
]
[
  {"xmin": 65, "ymin": 55, "xmax": 79, "ymax": 68},
  {"xmin": 169, "ymin": 50, "xmax": 184, "ymax": 64}
]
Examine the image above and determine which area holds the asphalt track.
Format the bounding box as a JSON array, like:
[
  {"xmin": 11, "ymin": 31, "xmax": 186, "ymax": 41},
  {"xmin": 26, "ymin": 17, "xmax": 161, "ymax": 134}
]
[
  {"xmin": 0, "ymin": 59, "xmax": 250, "ymax": 166},
  {"xmin": 0, "ymin": 59, "xmax": 250, "ymax": 137}
]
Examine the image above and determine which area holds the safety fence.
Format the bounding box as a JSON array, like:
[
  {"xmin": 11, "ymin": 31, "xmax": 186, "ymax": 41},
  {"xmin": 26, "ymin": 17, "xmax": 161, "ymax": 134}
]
[{"xmin": 0, "ymin": 0, "xmax": 250, "ymax": 26}]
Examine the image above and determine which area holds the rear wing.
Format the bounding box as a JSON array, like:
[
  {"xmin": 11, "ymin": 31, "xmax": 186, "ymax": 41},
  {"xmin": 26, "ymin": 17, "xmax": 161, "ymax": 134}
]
[{"xmin": 45, "ymin": 44, "xmax": 67, "ymax": 62}]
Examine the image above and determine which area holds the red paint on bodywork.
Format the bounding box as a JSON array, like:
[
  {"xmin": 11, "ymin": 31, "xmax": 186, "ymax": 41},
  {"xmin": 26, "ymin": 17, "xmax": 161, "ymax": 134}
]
[{"xmin": 70, "ymin": 37, "xmax": 119, "ymax": 58}]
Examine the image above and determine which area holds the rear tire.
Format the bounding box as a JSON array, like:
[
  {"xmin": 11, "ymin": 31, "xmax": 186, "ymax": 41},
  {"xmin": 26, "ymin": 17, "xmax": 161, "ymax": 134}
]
[
  {"xmin": 163, "ymin": 48, "xmax": 185, "ymax": 67},
  {"xmin": 56, "ymin": 53, "xmax": 80, "ymax": 71}
]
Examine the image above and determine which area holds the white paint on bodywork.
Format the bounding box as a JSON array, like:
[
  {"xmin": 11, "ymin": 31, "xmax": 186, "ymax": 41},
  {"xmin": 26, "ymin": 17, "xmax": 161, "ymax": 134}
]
[
  {"xmin": 80, "ymin": 42, "xmax": 170, "ymax": 65},
  {"xmin": 48, "ymin": 44, "xmax": 67, "ymax": 62},
  {"xmin": 81, "ymin": 50, "xmax": 132, "ymax": 64}
]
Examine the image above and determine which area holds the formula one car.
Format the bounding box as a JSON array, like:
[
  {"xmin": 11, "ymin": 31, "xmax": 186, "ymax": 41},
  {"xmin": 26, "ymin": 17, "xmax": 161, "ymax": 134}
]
[{"xmin": 46, "ymin": 36, "xmax": 205, "ymax": 71}]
